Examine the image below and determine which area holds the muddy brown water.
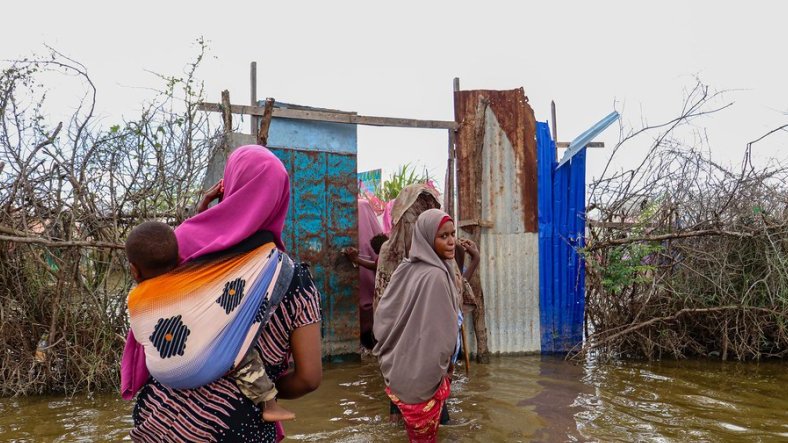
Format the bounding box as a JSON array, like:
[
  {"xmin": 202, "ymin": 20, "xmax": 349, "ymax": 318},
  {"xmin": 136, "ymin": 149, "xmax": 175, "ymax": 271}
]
[{"xmin": 1, "ymin": 355, "xmax": 786, "ymax": 442}]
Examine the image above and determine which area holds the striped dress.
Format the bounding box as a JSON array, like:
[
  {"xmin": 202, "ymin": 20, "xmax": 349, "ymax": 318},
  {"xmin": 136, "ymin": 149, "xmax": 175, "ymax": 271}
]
[{"xmin": 130, "ymin": 261, "xmax": 322, "ymax": 442}]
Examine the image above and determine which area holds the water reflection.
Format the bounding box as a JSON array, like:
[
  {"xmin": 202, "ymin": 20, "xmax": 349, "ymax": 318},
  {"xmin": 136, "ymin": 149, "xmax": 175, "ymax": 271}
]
[{"xmin": 1, "ymin": 356, "xmax": 787, "ymax": 442}]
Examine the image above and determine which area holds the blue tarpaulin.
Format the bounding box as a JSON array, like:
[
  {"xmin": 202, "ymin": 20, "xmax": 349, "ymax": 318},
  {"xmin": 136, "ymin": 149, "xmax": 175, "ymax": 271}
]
[{"xmin": 537, "ymin": 121, "xmax": 586, "ymax": 353}]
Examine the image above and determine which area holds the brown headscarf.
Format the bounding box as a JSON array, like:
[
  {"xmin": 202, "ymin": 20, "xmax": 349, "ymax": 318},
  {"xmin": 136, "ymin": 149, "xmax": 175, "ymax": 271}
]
[
  {"xmin": 373, "ymin": 184, "xmax": 441, "ymax": 311},
  {"xmin": 373, "ymin": 209, "xmax": 460, "ymax": 404}
]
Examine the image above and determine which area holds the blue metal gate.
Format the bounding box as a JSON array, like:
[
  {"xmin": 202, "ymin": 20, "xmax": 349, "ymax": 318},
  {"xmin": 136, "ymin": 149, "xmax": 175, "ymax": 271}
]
[{"xmin": 537, "ymin": 121, "xmax": 586, "ymax": 353}]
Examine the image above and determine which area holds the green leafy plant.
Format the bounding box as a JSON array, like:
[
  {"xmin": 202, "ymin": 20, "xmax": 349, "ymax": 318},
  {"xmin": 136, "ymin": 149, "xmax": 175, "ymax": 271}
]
[
  {"xmin": 594, "ymin": 242, "xmax": 663, "ymax": 295},
  {"xmin": 374, "ymin": 163, "xmax": 431, "ymax": 201}
]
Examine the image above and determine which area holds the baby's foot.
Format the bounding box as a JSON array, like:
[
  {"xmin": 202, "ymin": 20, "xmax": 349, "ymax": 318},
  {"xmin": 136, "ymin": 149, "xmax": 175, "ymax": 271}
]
[{"xmin": 262, "ymin": 400, "xmax": 296, "ymax": 422}]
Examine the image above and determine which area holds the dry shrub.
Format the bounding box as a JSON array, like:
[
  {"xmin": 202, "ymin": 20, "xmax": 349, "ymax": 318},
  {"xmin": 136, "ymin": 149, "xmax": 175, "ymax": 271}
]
[
  {"xmin": 578, "ymin": 80, "xmax": 788, "ymax": 361},
  {"xmin": 0, "ymin": 41, "xmax": 220, "ymax": 395}
]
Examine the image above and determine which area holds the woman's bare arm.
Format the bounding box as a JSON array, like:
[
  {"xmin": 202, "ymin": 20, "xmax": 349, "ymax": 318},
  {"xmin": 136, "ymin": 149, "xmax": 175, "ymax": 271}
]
[
  {"xmin": 275, "ymin": 322, "xmax": 322, "ymax": 399},
  {"xmin": 459, "ymin": 238, "xmax": 480, "ymax": 280},
  {"xmin": 342, "ymin": 247, "xmax": 377, "ymax": 271}
]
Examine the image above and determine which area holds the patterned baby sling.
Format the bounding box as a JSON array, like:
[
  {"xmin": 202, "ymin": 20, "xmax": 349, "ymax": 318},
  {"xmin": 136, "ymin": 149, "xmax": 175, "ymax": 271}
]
[{"xmin": 127, "ymin": 243, "xmax": 294, "ymax": 389}]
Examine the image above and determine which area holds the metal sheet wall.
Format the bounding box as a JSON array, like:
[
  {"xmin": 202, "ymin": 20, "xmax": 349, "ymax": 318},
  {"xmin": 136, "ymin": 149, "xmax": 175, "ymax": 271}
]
[
  {"xmin": 537, "ymin": 121, "xmax": 586, "ymax": 353},
  {"xmin": 480, "ymin": 109, "xmax": 541, "ymax": 353},
  {"xmin": 454, "ymin": 88, "xmax": 541, "ymax": 354}
]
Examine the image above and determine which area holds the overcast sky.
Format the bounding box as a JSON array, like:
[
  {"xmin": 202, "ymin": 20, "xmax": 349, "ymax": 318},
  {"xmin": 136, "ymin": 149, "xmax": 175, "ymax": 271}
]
[{"xmin": 3, "ymin": 1, "xmax": 786, "ymax": 190}]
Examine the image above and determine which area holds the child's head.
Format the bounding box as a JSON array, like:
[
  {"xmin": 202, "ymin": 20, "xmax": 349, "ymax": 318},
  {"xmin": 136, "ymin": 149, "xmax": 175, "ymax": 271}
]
[
  {"xmin": 370, "ymin": 233, "xmax": 389, "ymax": 255},
  {"xmin": 125, "ymin": 221, "xmax": 178, "ymax": 282}
]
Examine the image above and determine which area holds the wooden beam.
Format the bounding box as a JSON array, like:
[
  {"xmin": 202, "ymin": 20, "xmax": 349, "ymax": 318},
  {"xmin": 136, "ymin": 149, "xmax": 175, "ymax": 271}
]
[
  {"xmin": 197, "ymin": 102, "xmax": 459, "ymax": 130},
  {"xmin": 457, "ymin": 219, "xmax": 494, "ymax": 229},
  {"xmin": 556, "ymin": 141, "xmax": 605, "ymax": 148}
]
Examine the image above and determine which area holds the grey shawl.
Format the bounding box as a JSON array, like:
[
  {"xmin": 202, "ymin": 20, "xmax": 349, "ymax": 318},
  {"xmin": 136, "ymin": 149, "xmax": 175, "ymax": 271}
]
[
  {"xmin": 373, "ymin": 208, "xmax": 460, "ymax": 404},
  {"xmin": 373, "ymin": 184, "xmax": 441, "ymax": 312}
]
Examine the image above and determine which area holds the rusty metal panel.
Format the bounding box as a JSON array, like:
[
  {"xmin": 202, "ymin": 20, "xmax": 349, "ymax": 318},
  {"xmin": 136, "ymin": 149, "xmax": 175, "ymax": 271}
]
[
  {"xmin": 324, "ymin": 153, "xmax": 359, "ymax": 355},
  {"xmin": 454, "ymin": 88, "xmax": 538, "ymax": 233},
  {"xmin": 454, "ymin": 88, "xmax": 541, "ymax": 354},
  {"xmin": 204, "ymin": 122, "xmax": 359, "ymax": 358},
  {"xmin": 268, "ymin": 147, "xmax": 358, "ymax": 358}
]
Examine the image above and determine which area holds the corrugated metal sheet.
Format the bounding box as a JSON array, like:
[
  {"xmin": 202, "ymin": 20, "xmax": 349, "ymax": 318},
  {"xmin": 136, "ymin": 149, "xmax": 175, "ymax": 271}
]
[
  {"xmin": 537, "ymin": 121, "xmax": 586, "ymax": 352},
  {"xmin": 556, "ymin": 111, "xmax": 619, "ymax": 168},
  {"xmin": 454, "ymin": 88, "xmax": 541, "ymax": 354},
  {"xmin": 454, "ymin": 88, "xmax": 538, "ymax": 233},
  {"xmin": 480, "ymin": 109, "xmax": 540, "ymax": 353},
  {"xmin": 479, "ymin": 234, "xmax": 541, "ymax": 353}
]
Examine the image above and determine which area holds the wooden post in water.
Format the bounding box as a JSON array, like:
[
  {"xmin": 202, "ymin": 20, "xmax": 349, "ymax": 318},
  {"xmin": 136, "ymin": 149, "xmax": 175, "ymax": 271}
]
[
  {"xmin": 445, "ymin": 77, "xmax": 460, "ymax": 219},
  {"xmin": 453, "ymin": 77, "xmax": 471, "ymax": 376}
]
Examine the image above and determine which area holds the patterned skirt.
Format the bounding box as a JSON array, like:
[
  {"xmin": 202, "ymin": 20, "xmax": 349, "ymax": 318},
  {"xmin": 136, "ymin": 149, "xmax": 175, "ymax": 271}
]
[{"xmin": 386, "ymin": 376, "xmax": 451, "ymax": 443}]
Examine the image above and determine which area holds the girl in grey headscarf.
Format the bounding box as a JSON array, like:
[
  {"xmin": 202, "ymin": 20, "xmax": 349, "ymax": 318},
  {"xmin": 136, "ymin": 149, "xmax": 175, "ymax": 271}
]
[{"xmin": 373, "ymin": 208, "xmax": 460, "ymax": 442}]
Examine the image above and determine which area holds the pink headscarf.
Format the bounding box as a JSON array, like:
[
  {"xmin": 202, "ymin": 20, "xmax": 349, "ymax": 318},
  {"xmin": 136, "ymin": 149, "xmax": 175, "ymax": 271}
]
[
  {"xmin": 175, "ymin": 145, "xmax": 291, "ymax": 261},
  {"xmin": 358, "ymin": 199, "xmax": 383, "ymax": 313},
  {"xmin": 122, "ymin": 145, "xmax": 291, "ymax": 403},
  {"xmin": 382, "ymin": 200, "xmax": 395, "ymax": 234}
]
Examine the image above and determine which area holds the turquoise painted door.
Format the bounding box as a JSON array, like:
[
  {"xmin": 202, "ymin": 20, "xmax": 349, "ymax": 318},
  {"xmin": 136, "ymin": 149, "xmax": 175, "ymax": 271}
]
[{"xmin": 270, "ymin": 147, "xmax": 358, "ymax": 357}]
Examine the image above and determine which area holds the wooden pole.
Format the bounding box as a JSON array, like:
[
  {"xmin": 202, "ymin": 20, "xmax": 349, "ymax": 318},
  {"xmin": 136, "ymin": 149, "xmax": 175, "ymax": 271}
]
[
  {"xmin": 445, "ymin": 129, "xmax": 456, "ymax": 218},
  {"xmin": 452, "ymin": 77, "xmax": 470, "ymax": 374},
  {"xmin": 461, "ymin": 323, "xmax": 471, "ymax": 375},
  {"xmin": 257, "ymin": 97, "xmax": 275, "ymax": 146},
  {"xmin": 221, "ymin": 90, "xmax": 232, "ymax": 133},
  {"xmin": 221, "ymin": 90, "xmax": 232, "ymax": 158},
  {"xmin": 449, "ymin": 77, "xmax": 460, "ymax": 218},
  {"xmin": 250, "ymin": 62, "xmax": 258, "ymax": 135},
  {"xmin": 551, "ymin": 100, "xmax": 558, "ymax": 143}
]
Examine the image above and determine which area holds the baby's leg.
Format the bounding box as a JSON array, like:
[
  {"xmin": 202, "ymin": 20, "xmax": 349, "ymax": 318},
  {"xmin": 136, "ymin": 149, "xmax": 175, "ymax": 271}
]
[
  {"xmin": 234, "ymin": 351, "xmax": 294, "ymax": 421},
  {"xmin": 262, "ymin": 399, "xmax": 295, "ymax": 422}
]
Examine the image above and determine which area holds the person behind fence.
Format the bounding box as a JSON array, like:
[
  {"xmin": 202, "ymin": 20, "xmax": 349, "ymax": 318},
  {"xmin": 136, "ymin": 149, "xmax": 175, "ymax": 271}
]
[
  {"xmin": 343, "ymin": 232, "xmax": 389, "ymax": 350},
  {"xmin": 344, "ymin": 233, "xmax": 389, "ymax": 272},
  {"xmin": 373, "ymin": 209, "xmax": 460, "ymax": 442},
  {"xmin": 123, "ymin": 145, "xmax": 322, "ymax": 442},
  {"xmin": 374, "ymin": 183, "xmax": 441, "ymax": 311}
]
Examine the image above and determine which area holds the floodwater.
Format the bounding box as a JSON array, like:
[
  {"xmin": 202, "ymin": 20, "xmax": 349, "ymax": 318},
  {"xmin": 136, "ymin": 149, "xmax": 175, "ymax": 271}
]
[{"xmin": 1, "ymin": 355, "xmax": 787, "ymax": 442}]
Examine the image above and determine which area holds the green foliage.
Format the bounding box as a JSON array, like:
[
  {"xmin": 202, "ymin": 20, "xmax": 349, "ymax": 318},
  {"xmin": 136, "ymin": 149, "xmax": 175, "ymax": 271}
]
[
  {"xmin": 593, "ymin": 242, "xmax": 663, "ymax": 295},
  {"xmin": 374, "ymin": 163, "xmax": 430, "ymax": 201}
]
